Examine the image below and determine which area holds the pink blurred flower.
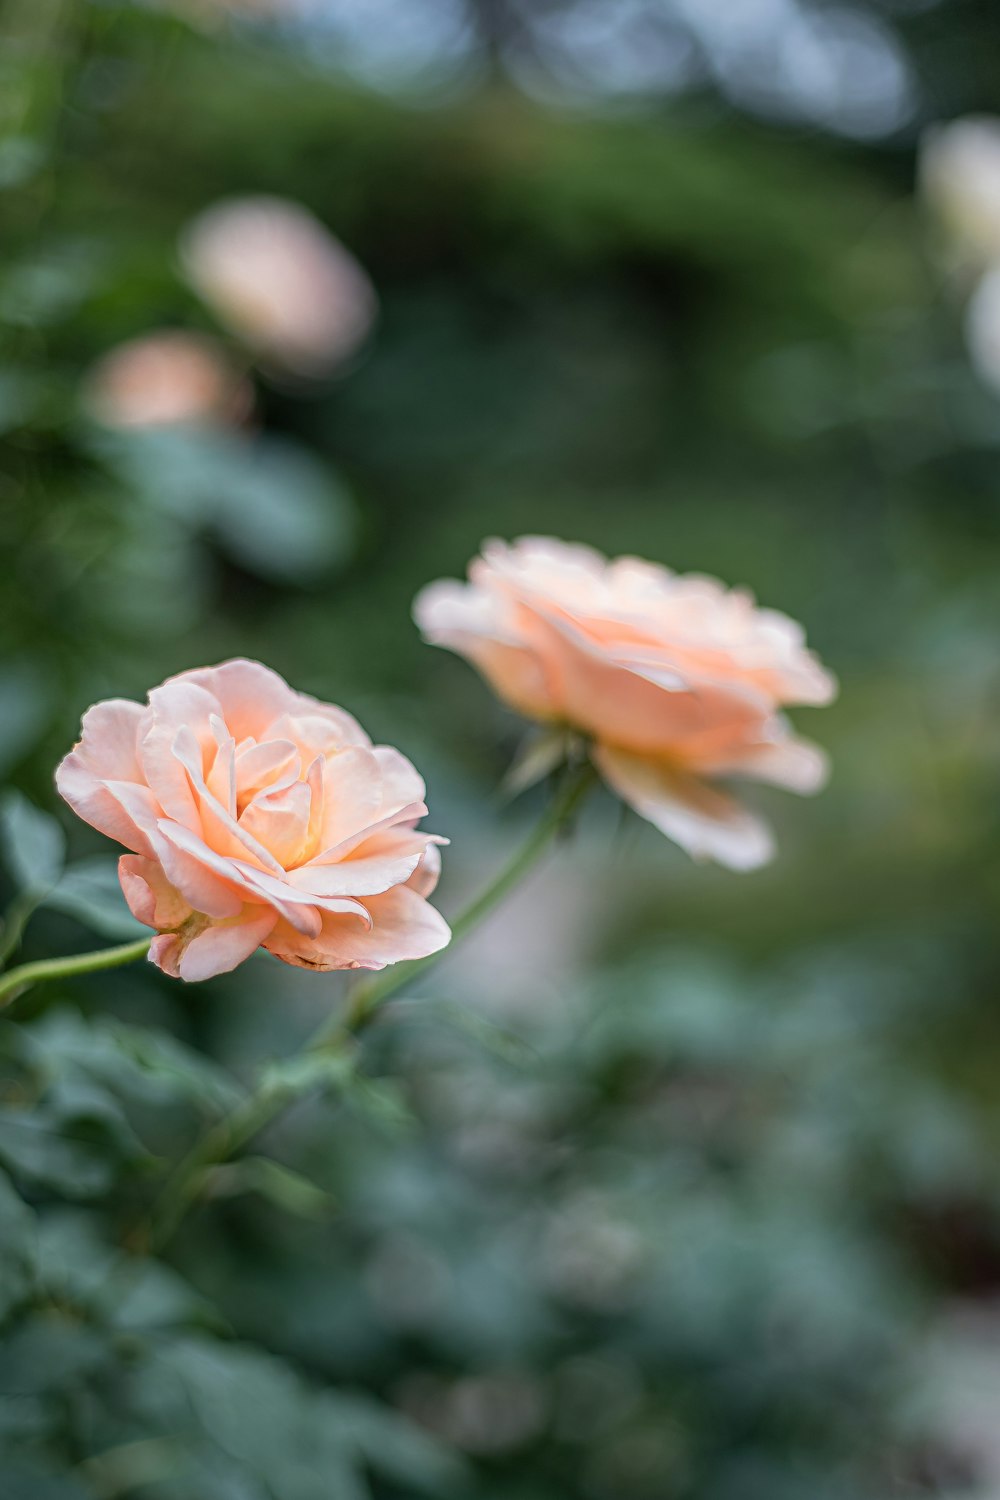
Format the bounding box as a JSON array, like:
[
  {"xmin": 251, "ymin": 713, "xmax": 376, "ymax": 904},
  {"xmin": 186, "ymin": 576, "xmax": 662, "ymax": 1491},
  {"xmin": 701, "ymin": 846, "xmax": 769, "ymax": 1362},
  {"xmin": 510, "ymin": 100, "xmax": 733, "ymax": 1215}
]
[
  {"xmin": 56, "ymin": 660, "xmax": 448, "ymax": 981},
  {"xmin": 179, "ymin": 197, "xmax": 377, "ymax": 377},
  {"xmin": 415, "ymin": 536, "xmax": 836, "ymax": 870},
  {"xmin": 82, "ymin": 330, "xmax": 252, "ymax": 430}
]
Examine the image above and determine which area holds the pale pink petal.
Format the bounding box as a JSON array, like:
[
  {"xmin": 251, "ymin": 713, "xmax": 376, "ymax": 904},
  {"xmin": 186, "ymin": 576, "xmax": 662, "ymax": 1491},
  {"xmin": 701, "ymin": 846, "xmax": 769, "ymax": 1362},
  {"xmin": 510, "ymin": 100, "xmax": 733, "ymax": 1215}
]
[
  {"xmin": 268, "ymin": 709, "xmax": 370, "ymax": 760},
  {"xmin": 308, "ymin": 800, "xmax": 428, "ymax": 866},
  {"xmin": 287, "ymin": 830, "xmax": 446, "ymax": 899},
  {"xmin": 206, "ymin": 718, "xmax": 237, "ymax": 817},
  {"xmin": 313, "ymin": 747, "xmax": 385, "ymax": 853},
  {"xmin": 140, "ymin": 681, "xmax": 220, "ymax": 832},
  {"xmin": 234, "ymin": 740, "xmax": 300, "ymax": 808},
  {"xmin": 155, "ymin": 823, "xmax": 249, "ymax": 919},
  {"xmin": 698, "ymin": 729, "xmax": 830, "ymax": 794},
  {"xmin": 371, "ymin": 746, "xmax": 426, "ymax": 810},
  {"xmin": 174, "ymin": 659, "xmax": 369, "ymax": 750},
  {"xmin": 302, "ymin": 755, "xmax": 324, "ymax": 861},
  {"xmin": 593, "ymin": 744, "xmax": 775, "ymax": 871},
  {"xmin": 55, "ymin": 755, "xmax": 154, "ymax": 857},
  {"xmin": 118, "ymin": 854, "xmax": 191, "ymax": 929},
  {"xmin": 54, "ymin": 699, "xmax": 150, "ymax": 853},
  {"xmin": 413, "ymin": 579, "xmax": 557, "ymax": 720},
  {"xmin": 529, "ymin": 604, "xmax": 772, "ymax": 759},
  {"xmin": 238, "ymin": 780, "xmax": 312, "ymax": 868},
  {"xmin": 176, "ymin": 908, "xmax": 278, "ymax": 983},
  {"xmin": 171, "ymin": 725, "xmax": 285, "ymax": 875},
  {"xmin": 71, "ymin": 698, "xmax": 146, "ymax": 780},
  {"xmin": 407, "ymin": 840, "xmax": 442, "ymax": 897},
  {"xmin": 266, "ymin": 885, "xmax": 450, "ymax": 972},
  {"xmin": 149, "ymin": 933, "xmax": 183, "ymax": 978},
  {"xmin": 168, "ymin": 659, "xmax": 300, "ymax": 743}
]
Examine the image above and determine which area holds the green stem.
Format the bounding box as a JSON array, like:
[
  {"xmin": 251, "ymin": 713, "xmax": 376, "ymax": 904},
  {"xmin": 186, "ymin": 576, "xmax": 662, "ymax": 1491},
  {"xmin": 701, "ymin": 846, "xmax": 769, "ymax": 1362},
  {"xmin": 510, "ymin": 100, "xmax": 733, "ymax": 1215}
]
[
  {"xmin": 0, "ymin": 890, "xmax": 41, "ymax": 969},
  {"xmin": 144, "ymin": 758, "xmax": 596, "ymax": 1253},
  {"xmin": 331, "ymin": 756, "xmax": 597, "ymax": 1039},
  {"xmin": 0, "ymin": 936, "xmax": 152, "ymax": 1009}
]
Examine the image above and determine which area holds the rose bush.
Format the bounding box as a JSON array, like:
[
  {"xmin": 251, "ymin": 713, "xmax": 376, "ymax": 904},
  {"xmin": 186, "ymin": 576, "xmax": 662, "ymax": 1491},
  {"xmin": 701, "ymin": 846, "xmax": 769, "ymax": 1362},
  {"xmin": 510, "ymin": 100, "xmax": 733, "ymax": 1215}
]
[
  {"xmin": 56, "ymin": 659, "xmax": 448, "ymax": 980},
  {"xmin": 415, "ymin": 536, "xmax": 836, "ymax": 869}
]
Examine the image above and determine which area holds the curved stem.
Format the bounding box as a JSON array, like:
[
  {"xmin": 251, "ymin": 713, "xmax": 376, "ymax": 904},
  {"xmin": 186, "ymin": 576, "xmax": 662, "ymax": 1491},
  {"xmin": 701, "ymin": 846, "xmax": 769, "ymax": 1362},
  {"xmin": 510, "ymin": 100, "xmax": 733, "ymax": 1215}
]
[
  {"xmin": 144, "ymin": 758, "xmax": 596, "ymax": 1252},
  {"xmin": 0, "ymin": 891, "xmax": 42, "ymax": 970},
  {"xmin": 0, "ymin": 936, "xmax": 152, "ymax": 1009},
  {"xmin": 330, "ymin": 755, "xmax": 597, "ymax": 1039}
]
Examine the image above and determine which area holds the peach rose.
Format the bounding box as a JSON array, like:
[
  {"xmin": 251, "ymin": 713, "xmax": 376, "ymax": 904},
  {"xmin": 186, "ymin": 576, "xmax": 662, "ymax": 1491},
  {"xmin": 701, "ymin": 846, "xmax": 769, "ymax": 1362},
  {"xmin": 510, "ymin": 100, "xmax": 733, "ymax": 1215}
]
[
  {"xmin": 81, "ymin": 330, "xmax": 252, "ymax": 430},
  {"xmin": 414, "ymin": 537, "xmax": 836, "ymax": 870},
  {"xmin": 55, "ymin": 660, "xmax": 449, "ymax": 981},
  {"xmin": 179, "ymin": 197, "xmax": 377, "ymax": 378}
]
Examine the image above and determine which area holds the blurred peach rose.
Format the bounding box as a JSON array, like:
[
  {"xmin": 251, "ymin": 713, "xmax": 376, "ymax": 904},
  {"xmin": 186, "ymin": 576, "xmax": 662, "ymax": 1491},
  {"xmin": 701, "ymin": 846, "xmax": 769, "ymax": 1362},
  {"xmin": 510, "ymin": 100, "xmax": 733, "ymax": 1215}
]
[
  {"xmin": 81, "ymin": 330, "xmax": 252, "ymax": 430},
  {"xmin": 179, "ymin": 197, "xmax": 377, "ymax": 377},
  {"xmin": 414, "ymin": 537, "xmax": 836, "ymax": 870},
  {"xmin": 56, "ymin": 660, "xmax": 448, "ymax": 981}
]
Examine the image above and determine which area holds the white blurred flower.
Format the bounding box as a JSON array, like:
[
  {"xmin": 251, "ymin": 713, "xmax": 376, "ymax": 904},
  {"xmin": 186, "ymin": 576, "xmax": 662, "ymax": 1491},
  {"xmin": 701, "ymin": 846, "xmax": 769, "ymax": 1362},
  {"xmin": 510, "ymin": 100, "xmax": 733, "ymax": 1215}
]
[
  {"xmin": 179, "ymin": 196, "xmax": 377, "ymax": 378},
  {"xmin": 920, "ymin": 117, "xmax": 1000, "ymax": 276},
  {"xmin": 81, "ymin": 330, "xmax": 252, "ymax": 429},
  {"xmin": 912, "ymin": 1300, "xmax": 1000, "ymax": 1497},
  {"xmin": 964, "ymin": 268, "xmax": 1000, "ymax": 396}
]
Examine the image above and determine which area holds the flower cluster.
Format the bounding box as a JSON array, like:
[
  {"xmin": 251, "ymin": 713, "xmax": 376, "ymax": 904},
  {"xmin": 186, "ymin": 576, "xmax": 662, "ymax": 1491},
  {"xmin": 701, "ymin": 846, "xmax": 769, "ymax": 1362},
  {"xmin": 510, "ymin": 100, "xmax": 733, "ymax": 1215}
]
[{"xmin": 55, "ymin": 540, "xmax": 835, "ymax": 981}]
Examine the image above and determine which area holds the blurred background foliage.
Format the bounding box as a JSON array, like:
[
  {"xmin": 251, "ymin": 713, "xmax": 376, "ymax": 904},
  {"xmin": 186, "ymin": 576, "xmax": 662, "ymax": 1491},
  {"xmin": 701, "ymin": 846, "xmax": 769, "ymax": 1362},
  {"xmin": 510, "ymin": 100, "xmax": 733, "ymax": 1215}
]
[{"xmin": 4, "ymin": 0, "xmax": 1000, "ymax": 1495}]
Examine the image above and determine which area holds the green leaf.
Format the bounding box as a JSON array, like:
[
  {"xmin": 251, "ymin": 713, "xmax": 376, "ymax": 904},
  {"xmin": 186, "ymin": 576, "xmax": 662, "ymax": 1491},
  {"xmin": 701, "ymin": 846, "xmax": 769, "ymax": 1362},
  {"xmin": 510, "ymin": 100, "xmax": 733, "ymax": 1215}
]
[
  {"xmin": 23, "ymin": 1009, "xmax": 244, "ymax": 1113},
  {"xmin": 0, "ymin": 663, "xmax": 50, "ymax": 778},
  {"xmin": 342, "ymin": 1075, "xmax": 416, "ymax": 1137},
  {"xmin": 144, "ymin": 1338, "xmax": 370, "ymax": 1499},
  {"xmin": 259, "ymin": 1047, "xmax": 356, "ymax": 1102},
  {"xmin": 36, "ymin": 1211, "xmax": 217, "ymax": 1332},
  {"xmin": 0, "ymin": 1075, "xmax": 151, "ymax": 1198},
  {"xmin": 0, "ymin": 1165, "xmax": 36, "ymax": 1324},
  {"xmin": 501, "ymin": 727, "xmax": 574, "ymax": 798},
  {"xmin": 0, "ymin": 1460, "xmax": 90, "ymax": 1500},
  {"xmin": 328, "ymin": 1392, "xmax": 469, "ymax": 1496},
  {"xmin": 212, "ymin": 438, "xmax": 357, "ymax": 585},
  {"xmin": 96, "ymin": 428, "xmax": 357, "ymax": 584},
  {"xmin": 204, "ymin": 1157, "xmax": 336, "ymax": 1220},
  {"xmin": 0, "ymin": 790, "xmax": 66, "ymax": 896},
  {"xmin": 399, "ymin": 997, "xmax": 539, "ymax": 1069},
  {"xmin": 45, "ymin": 857, "xmax": 145, "ymax": 940},
  {"xmin": 0, "ymin": 137, "xmax": 47, "ymax": 192},
  {"xmin": 0, "ymin": 1315, "xmax": 109, "ymax": 1397}
]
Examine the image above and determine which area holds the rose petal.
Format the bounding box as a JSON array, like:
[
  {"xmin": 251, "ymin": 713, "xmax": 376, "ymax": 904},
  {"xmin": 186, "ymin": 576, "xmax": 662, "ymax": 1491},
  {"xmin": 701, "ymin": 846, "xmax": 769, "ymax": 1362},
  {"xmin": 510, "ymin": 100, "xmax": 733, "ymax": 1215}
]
[
  {"xmin": 155, "ymin": 823, "xmax": 249, "ymax": 919},
  {"xmin": 140, "ymin": 681, "xmax": 220, "ymax": 832},
  {"xmin": 593, "ymin": 743, "xmax": 775, "ymax": 871},
  {"xmin": 699, "ymin": 729, "xmax": 830, "ymax": 794},
  {"xmin": 266, "ymin": 884, "xmax": 450, "ymax": 971},
  {"xmin": 313, "ymin": 746, "xmax": 386, "ymax": 853},
  {"xmin": 118, "ymin": 854, "xmax": 191, "ymax": 929},
  {"xmin": 54, "ymin": 699, "xmax": 150, "ymax": 854},
  {"xmin": 288, "ymin": 829, "xmax": 446, "ymax": 898},
  {"xmin": 413, "ymin": 578, "xmax": 557, "ymax": 720},
  {"xmin": 239, "ymin": 780, "xmax": 312, "ymax": 868},
  {"xmin": 177, "ymin": 907, "xmax": 278, "ymax": 983},
  {"xmin": 407, "ymin": 840, "xmax": 442, "ymax": 898},
  {"xmin": 148, "ymin": 933, "xmax": 183, "ymax": 978}
]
